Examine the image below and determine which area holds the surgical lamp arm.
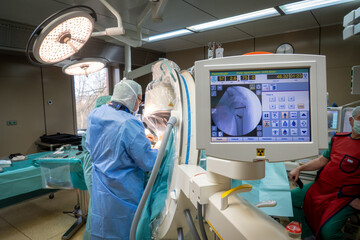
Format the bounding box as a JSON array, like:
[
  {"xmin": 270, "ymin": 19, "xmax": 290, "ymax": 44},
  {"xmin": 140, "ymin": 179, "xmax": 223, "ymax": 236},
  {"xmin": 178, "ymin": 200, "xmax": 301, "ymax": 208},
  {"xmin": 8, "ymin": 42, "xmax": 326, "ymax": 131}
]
[
  {"xmin": 129, "ymin": 116, "xmax": 178, "ymax": 240},
  {"xmin": 91, "ymin": 0, "xmax": 124, "ymax": 37}
]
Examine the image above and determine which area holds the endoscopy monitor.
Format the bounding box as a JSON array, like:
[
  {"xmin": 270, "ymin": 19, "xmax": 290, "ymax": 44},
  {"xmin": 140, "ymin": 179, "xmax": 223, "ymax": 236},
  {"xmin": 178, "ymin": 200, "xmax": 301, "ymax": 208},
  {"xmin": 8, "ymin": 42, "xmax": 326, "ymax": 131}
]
[
  {"xmin": 342, "ymin": 107, "xmax": 354, "ymax": 132},
  {"xmin": 327, "ymin": 107, "xmax": 342, "ymax": 133},
  {"xmin": 210, "ymin": 68, "xmax": 310, "ymax": 142},
  {"xmin": 195, "ymin": 54, "xmax": 328, "ymax": 162}
]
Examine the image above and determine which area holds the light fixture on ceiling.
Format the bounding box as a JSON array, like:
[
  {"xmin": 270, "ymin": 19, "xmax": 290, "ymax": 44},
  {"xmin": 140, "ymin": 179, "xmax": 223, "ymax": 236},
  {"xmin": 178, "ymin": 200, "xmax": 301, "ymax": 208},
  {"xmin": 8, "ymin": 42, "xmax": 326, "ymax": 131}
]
[
  {"xmin": 144, "ymin": 8, "xmax": 280, "ymax": 42},
  {"xmin": 280, "ymin": 0, "xmax": 357, "ymax": 14},
  {"xmin": 62, "ymin": 58, "xmax": 108, "ymax": 77},
  {"xmin": 26, "ymin": 6, "xmax": 97, "ymax": 65},
  {"xmin": 26, "ymin": 0, "xmax": 125, "ymax": 66},
  {"xmin": 145, "ymin": 29, "xmax": 193, "ymax": 42},
  {"xmin": 187, "ymin": 8, "xmax": 280, "ymax": 32}
]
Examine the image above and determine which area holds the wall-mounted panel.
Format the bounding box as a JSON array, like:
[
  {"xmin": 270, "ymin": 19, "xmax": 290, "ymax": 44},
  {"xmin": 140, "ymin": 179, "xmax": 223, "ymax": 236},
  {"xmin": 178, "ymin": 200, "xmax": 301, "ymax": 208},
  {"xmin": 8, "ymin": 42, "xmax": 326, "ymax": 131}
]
[{"xmin": 0, "ymin": 54, "xmax": 44, "ymax": 155}]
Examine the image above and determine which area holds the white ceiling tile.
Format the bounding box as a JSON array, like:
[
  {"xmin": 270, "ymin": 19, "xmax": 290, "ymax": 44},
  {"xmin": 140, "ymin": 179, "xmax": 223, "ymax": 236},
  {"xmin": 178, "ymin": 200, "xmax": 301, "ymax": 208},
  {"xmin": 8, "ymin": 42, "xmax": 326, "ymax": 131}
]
[
  {"xmin": 184, "ymin": 0, "xmax": 297, "ymax": 18},
  {"xmin": 1, "ymin": 0, "xmax": 360, "ymax": 53},
  {"xmin": 311, "ymin": 1, "xmax": 360, "ymax": 26},
  {"xmin": 180, "ymin": 27, "xmax": 252, "ymax": 45},
  {"xmin": 142, "ymin": 38, "xmax": 203, "ymax": 52},
  {"xmin": 0, "ymin": 0, "xmax": 68, "ymax": 26},
  {"xmin": 236, "ymin": 12, "xmax": 319, "ymax": 37}
]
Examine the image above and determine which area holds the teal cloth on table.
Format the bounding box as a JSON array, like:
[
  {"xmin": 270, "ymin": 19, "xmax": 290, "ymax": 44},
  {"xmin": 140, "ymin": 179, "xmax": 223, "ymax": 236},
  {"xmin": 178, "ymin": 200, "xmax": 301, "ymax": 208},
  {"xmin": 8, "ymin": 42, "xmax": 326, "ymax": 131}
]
[
  {"xmin": 232, "ymin": 162, "xmax": 293, "ymax": 217},
  {"xmin": 34, "ymin": 149, "xmax": 87, "ymax": 190},
  {"xmin": 0, "ymin": 152, "xmax": 48, "ymax": 200},
  {"xmin": 0, "ymin": 150, "xmax": 87, "ymax": 201},
  {"xmin": 136, "ymin": 130, "xmax": 175, "ymax": 240}
]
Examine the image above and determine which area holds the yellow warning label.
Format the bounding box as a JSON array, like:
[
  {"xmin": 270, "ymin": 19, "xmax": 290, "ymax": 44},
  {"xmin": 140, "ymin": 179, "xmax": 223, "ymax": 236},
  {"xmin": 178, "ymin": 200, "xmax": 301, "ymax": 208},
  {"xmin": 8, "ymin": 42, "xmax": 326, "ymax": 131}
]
[
  {"xmin": 257, "ymin": 148, "xmax": 265, "ymax": 157},
  {"xmin": 168, "ymin": 102, "xmax": 174, "ymax": 107}
]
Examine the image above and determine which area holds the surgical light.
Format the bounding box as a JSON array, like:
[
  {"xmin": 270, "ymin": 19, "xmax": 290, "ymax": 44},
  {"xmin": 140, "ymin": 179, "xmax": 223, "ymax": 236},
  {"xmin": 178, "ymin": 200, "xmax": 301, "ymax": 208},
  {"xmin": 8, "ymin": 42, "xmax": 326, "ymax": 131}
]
[
  {"xmin": 62, "ymin": 58, "xmax": 108, "ymax": 77},
  {"xmin": 187, "ymin": 8, "xmax": 280, "ymax": 32},
  {"xmin": 280, "ymin": 0, "xmax": 357, "ymax": 14},
  {"xmin": 145, "ymin": 29, "xmax": 192, "ymax": 42},
  {"xmin": 26, "ymin": 6, "xmax": 97, "ymax": 65}
]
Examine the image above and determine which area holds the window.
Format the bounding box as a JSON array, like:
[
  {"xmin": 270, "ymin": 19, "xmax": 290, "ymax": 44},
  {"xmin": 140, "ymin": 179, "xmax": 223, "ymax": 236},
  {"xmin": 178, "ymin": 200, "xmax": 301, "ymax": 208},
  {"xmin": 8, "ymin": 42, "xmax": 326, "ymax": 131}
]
[{"xmin": 74, "ymin": 68, "xmax": 109, "ymax": 134}]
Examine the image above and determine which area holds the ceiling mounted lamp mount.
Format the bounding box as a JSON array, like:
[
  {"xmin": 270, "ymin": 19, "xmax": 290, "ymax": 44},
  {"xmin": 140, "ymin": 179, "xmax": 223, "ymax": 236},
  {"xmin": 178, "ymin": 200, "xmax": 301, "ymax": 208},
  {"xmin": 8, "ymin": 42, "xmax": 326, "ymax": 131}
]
[
  {"xmin": 26, "ymin": 5, "xmax": 97, "ymax": 65},
  {"xmin": 62, "ymin": 58, "xmax": 108, "ymax": 77}
]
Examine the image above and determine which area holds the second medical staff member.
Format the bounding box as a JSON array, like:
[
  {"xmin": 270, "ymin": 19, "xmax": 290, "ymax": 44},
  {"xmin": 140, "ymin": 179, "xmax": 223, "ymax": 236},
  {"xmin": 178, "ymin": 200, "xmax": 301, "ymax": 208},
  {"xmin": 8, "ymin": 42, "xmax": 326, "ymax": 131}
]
[
  {"xmin": 86, "ymin": 80, "xmax": 158, "ymax": 239},
  {"xmin": 289, "ymin": 106, "xmax": 360, "ymax": 240}
]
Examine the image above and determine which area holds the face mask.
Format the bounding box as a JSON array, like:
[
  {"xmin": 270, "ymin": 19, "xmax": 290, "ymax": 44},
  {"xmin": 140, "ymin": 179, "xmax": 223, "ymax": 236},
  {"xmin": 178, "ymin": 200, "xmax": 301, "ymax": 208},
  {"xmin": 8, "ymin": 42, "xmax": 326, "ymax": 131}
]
[
  {"xmin": 133, "ymin": 105, "xmax": 139, "ymax": 115},
  {"xmin": 353, "ymin": 118, "xmax": 360, "ymax": 134}
]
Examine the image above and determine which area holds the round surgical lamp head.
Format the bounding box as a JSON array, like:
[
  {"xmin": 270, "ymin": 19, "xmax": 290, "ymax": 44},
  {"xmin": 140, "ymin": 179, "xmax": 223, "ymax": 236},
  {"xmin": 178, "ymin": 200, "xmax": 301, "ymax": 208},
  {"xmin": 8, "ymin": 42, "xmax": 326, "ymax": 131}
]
[
  {"xmin": 26, "ymin": 5, "xmax": 97, "ymax": 66},
  {"xmin": 62, "ymin": 58, "xmax": 108, "ymax": 77}
]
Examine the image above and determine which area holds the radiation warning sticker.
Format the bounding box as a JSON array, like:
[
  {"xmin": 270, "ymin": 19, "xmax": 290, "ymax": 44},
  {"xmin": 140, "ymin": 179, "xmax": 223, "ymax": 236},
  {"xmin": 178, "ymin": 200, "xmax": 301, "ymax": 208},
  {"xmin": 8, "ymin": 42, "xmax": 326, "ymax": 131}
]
[{"xmin": 257, "ymin": 148, "xmax": 265, "ymax": 157}]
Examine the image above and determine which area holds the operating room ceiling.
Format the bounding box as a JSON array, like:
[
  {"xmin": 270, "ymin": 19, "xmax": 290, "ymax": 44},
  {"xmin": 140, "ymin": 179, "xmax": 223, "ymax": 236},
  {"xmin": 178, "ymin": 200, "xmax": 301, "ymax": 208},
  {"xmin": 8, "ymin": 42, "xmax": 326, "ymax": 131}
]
[{"xmin": 1, "ymin": 0, "xmax": 360, "ymax": 53}]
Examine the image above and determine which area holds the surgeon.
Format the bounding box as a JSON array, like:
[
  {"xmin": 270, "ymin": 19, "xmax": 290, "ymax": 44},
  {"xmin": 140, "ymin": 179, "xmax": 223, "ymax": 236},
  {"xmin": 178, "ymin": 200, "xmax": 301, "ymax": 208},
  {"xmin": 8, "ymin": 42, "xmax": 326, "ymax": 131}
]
[
  {"xmin": 289, "ymin": 106, "xmax": 360, "ymax": 240},
  {"xmin": 81, "ymin": 95, "xmax": 111, "ymax": 240},
  {"xmin": 86, "ymin": 79, "xmax": 158, "ymax": 239}
]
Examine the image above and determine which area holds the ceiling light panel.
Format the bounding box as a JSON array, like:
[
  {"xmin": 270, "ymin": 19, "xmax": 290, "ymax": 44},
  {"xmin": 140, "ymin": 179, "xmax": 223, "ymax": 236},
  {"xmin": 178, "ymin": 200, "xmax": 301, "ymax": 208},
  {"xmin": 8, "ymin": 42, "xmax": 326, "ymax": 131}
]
[
  {"xmin": 145, "ymin": 29, "xmax": 192, "ymax": 42},
  {"xmin": 280, "ymin": 0, "xmax": 357, "ymax": 14},
  {"xmin": 187, "ymin": 8, "xmax": 280, "ymax": 32}
]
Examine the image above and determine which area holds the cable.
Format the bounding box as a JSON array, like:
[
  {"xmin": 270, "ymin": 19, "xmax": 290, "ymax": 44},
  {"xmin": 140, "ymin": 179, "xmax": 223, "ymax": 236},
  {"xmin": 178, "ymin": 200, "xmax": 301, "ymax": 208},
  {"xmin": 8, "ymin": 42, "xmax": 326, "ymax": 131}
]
[
  {"xmin": 197, "ymin": 202, "xmax": 208, "ymax": 240},
  {"xmin": 184, "ymin": 209, "xmax": 201, "ymax": 240},
  {"xmin": 129, "ymin": 116, "xmax": 177, "ymax": 240},
  {"xmin": 177, "ymin": 228, "xmax": 184, "ymax": 240}
]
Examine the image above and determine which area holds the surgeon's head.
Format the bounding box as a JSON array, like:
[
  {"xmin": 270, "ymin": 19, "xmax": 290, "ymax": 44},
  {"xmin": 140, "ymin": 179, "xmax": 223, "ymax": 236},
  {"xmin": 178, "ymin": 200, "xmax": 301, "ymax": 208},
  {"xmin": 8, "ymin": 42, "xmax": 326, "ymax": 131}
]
[
  {"xmin": 95, "ymin": 95, "xmax": 111, "ymax": 108},
  {"xmin": 111, "ymin": 79, "xmax": 142, "ymax": 114},
  {"xmin": 350, "ymin": 106, "xmax": 360, "ymax": 136}
]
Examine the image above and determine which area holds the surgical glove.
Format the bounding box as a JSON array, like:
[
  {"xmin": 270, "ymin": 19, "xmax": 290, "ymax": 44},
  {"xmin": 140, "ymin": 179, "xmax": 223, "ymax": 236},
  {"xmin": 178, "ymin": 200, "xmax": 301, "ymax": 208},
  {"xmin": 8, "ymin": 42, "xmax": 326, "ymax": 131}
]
[{"xmin": 146, "ymin": 133, "xmax": 155, "ymax": 142}]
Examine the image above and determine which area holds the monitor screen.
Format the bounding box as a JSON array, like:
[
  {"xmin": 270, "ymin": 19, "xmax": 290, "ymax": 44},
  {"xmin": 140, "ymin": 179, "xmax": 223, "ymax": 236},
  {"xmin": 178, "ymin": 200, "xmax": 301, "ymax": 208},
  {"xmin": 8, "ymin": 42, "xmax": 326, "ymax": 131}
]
[
  {"xmin": 327, "ymin": 110, "xmax": 339, "ymax": 130},
  {"xmin": 210, "ymin": 68, "xmax": 311, "ymax": 143},
  {"xmin": 342, "ymin": 107, "xmax": 354, "ymax": 132}
]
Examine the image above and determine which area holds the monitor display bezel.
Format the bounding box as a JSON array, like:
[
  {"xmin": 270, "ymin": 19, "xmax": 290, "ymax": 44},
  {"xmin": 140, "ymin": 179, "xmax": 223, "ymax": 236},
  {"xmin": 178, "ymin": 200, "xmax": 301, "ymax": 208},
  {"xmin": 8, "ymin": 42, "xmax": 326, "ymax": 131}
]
[
  {"xmin": 327, "ymin": 107, "xmax": 342, "ymax": 132},
  {"xmin": 195, "ymin": 54, "xmax": 328, "ymax": 162}
]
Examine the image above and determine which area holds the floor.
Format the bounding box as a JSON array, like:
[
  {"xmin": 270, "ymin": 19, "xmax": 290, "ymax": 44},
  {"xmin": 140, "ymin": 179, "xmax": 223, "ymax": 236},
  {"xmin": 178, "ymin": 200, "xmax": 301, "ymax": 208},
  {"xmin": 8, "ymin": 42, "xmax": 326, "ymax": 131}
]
[
  {"xmin": 0, "ymin": 190, "xmax": 85, "ymax": 240},
  {"xmin": 2, "ymin": 189, "xmax": 358, "ymax": 240}
]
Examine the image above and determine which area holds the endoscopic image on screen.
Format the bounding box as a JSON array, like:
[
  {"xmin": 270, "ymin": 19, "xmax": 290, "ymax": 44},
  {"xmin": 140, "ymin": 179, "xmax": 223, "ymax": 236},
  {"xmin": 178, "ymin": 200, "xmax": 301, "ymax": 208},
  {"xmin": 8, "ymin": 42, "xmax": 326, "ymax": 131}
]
[
  {"xmin": 211, "ymin": 84, "xmax": 262, "ymax": 137},
  {"xmin": 209, "ymin": 68, "xmax": 311, "ymax": 143}
]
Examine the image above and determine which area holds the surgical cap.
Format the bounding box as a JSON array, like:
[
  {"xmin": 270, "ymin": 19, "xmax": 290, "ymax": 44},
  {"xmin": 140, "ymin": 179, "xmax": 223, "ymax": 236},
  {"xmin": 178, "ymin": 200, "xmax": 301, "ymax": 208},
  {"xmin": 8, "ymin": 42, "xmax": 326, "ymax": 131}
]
[
  {"xmin": 111, "ymin": 79, "xmax": 142, "ymax": 111},
  {"xmin": 352, "ymin": 106, "xmax": 360, "ymax": 117},
  {"xmin": 95, "ymin": 95, "xmax": 111, "ymax": 108}
]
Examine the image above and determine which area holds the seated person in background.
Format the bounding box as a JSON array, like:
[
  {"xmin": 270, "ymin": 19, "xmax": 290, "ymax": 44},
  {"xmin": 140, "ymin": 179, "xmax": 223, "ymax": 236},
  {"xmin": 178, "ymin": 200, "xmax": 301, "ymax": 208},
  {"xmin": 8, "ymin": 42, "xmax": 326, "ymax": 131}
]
[
  {"xmin": 86, "ymin": 80, "xmax": 158, "ymax": 239},
  {"xmin": 81, "ymin": 95, "xmax": 111, "ymax": 240},
  {"xmin": 289, "ymin": 106, "xmax": 360, "ymax": 240}
]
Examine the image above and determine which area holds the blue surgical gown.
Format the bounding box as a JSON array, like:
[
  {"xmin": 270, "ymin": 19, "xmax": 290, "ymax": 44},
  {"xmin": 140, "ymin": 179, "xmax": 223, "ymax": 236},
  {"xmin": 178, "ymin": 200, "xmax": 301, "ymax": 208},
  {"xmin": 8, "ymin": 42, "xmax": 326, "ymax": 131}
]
[{"xmin": 86, "ymin": 104, "xmax": 158, "ymax": 240}]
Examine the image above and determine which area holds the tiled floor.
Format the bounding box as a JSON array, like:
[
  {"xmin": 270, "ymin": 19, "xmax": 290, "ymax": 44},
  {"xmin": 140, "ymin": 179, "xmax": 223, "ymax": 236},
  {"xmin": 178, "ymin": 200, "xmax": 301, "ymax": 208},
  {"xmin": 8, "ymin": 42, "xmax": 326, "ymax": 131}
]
[{"xmin": 0, "ymin": 190, "xmax": 85, "ymax": 240}]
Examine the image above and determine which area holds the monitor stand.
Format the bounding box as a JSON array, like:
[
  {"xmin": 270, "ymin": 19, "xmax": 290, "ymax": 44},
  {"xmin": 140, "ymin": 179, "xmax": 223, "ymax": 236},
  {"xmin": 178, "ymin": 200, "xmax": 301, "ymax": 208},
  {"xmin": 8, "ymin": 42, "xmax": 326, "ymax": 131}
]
[{"xmin": 207, "ymin": 156, "xmax": 265, "ymax": 180}]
